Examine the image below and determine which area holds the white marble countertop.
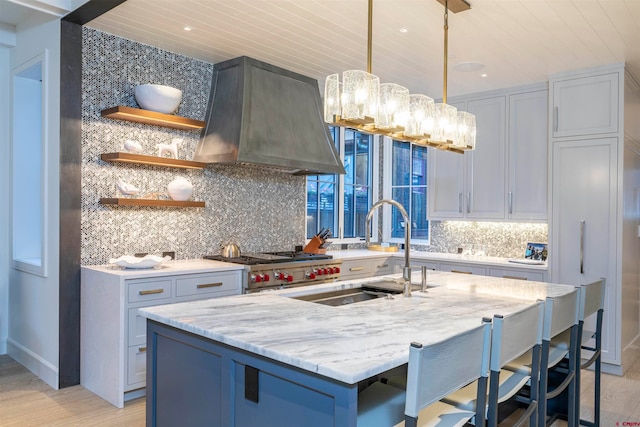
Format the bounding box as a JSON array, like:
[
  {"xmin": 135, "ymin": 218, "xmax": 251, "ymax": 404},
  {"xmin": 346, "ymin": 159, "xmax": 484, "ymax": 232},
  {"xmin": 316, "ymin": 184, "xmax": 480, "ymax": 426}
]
[
  {"xmin": 140, "ymin": 270, "xmax": 573, "ymax": 384},
  {"xmin": 81, "ymin": 259, "xmax": 244, "ymax": 278},
  {"xmin": 328, "ymin": 249, "xmax": 548, "ymax": 270}
]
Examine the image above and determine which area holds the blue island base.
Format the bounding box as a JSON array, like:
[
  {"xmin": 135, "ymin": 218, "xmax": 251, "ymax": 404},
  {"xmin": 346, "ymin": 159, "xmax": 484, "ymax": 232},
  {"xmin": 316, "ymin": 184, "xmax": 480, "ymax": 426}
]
[{"xmin": 146, "ymin": 320, "xmax": 359, "ymax": 426}]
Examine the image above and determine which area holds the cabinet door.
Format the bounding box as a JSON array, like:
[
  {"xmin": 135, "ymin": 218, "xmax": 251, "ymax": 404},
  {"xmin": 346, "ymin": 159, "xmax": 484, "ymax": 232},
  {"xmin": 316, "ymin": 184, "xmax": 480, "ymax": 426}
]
[
  {"xmin": 466, "ymin": 96, "xmax": 507, "ymax": 219},
  {"xmin": 508, "ymin": 90, "xmax": 548, "ymax": 220},
  {"xmin": 552, "ymin": 72, "xmax": 618, "ymax": 138},
  {"xmin": 428, "ymin": 149, "xmax": 465, "ymax": 219},
  {"xmin": 551, "ymin": 137, "xmax": 617, "ymax": 363},
  {"xmin": 428, "ymin": 100, "xmax": 466, "ymax": 220}
]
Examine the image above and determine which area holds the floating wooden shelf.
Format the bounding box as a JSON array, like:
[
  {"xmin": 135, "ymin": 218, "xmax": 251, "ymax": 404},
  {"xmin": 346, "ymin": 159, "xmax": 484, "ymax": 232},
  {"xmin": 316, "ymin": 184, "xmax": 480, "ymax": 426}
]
[
  {"xmin": 100, "ymin": 198, "xmax": 205, "ymax": 208},
  {"xmin": 101, "ymin": 106, "xmax": 206, "ymax": 130},
  {"xmin": 101, "ymin": 152, "xmax": 206, "ymax": 169}
]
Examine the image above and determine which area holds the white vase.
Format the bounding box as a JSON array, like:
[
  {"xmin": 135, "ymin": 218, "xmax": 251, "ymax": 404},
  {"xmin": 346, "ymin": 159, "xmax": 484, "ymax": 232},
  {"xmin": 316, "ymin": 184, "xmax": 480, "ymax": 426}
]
[{"xmin": 167, "ymin": 176, "xmax": 193, "ymax": 201}]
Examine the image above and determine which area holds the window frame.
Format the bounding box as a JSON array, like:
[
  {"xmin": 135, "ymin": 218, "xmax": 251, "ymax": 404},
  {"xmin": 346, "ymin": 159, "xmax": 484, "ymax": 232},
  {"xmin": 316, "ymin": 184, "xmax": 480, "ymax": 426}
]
[
  {"xmin": 382, "ymin": 137, "xmax": 431, "ymax": 245},
  {"xmin": 306, "ymin": 127, "xmax": 380, "ymax": 244}
]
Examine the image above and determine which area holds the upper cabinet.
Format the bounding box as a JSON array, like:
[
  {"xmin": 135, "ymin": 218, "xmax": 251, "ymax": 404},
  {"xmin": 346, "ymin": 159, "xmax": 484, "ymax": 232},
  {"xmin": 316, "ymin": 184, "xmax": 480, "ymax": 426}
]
[
  {"xmin": 508, "ymin": 89, "xmax": 548, "ymax": 221},
  {"xmin": 429, "ymin": 96, "xmax": 506, "ymax": 221},
  {"xmin": 551, "ymin": 72, "xmax": 618, "ymax": 138},
  {"xmin": 429, "ymin": 85, "xmax": 547, "ymax": 222},
  {"xmin": 465, "ymin": 96, "xmax": 507, "ymax": 220}
]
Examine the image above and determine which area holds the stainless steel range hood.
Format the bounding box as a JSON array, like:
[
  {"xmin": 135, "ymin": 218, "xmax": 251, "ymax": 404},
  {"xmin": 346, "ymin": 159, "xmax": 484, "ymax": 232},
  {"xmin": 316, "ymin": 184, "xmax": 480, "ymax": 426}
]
[{"xmin": 194, "ymin": 56, "xmax": 346, "ymax": 175}]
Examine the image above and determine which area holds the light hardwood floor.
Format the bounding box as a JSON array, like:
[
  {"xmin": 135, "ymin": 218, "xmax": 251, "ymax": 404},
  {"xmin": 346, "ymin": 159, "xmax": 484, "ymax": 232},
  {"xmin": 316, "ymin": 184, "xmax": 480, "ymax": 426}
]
[{"xmin": 1, "ymin": 353, "xmax": 640, "ymax": 426}]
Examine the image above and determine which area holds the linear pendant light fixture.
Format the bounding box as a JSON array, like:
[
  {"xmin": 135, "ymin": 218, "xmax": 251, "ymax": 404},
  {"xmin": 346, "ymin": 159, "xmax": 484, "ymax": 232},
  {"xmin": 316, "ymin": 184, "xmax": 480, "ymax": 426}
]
[{"xmin": 324, "ymin": 0, "xmax": 475, "ymax": 153}]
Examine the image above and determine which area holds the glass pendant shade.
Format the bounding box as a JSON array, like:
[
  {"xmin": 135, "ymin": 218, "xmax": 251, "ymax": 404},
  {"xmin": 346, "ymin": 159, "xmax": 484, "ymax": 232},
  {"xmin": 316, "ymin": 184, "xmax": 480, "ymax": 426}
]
[
  {"xmin": 324, "ymin": 74, "xmax": 340, "ymax": 123},
  {"xmin": 377, "ymin": 83, "xmax": 410, "ymax": 129},
  {"xmin": 405, "ymin": 94, "xmax": 435, "ymax": 137},
  {"xmin": 341, "ymin": 70, "xmax": 380, "ymax": 122},
  {"xmin": 431, "ymin": 103, "xmax": 458, "ymax": 144},
  {"xmin": 456, "ymin": 111, "xmax": 476, "ymax": 149}
]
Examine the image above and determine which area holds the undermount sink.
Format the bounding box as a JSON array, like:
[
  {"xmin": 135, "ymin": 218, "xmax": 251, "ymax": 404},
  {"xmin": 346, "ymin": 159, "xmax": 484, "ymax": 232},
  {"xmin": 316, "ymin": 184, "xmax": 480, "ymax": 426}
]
[{"xmin": 291, "ymin": 281, "xmax": 422, "ymax": 307}]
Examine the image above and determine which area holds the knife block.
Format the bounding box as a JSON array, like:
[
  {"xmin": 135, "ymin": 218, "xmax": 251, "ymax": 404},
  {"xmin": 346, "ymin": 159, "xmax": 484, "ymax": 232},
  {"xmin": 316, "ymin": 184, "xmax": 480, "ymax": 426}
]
[{"xmin": 303, "ymin": 236, "xmax": 327, "ymax": 254}]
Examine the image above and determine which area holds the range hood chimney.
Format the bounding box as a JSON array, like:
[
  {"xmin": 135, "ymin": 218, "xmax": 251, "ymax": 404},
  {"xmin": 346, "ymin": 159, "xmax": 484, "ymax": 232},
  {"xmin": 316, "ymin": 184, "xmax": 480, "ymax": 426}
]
[{"xmin": 194, "ymin": 56, "xmax": 346, "ymax": 175}]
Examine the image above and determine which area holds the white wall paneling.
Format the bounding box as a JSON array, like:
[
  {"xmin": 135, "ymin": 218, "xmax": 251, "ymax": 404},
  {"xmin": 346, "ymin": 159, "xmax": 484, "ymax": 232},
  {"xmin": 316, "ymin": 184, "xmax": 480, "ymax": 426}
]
[
  {"xmin": 0, "ymin": 46, "xmax": 10, "ymax": 354},
  {"xmin": 7, "ymin": 16, "xmax": 61, "ymax": 389},
  {"xmin": 11, "ymin": 50, "xmax": 47, "ymax": 277}
]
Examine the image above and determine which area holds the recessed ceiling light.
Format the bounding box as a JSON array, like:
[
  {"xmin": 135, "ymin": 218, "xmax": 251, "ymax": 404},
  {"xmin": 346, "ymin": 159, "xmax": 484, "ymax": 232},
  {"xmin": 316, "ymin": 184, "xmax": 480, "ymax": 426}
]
[
  {"xmin": 454, "ymin": 62, "xmax": 485, "ymax": 72},
  {"xmin": 183, "ymin": 26, "xmax": 192, "ymax": 31},
  {"xmin": 399, "ymin": 28, "xmax": 408, "ymax": 33},
  {"xmin": 481, "ymin": 73, "xmax": 488, "ymax": 78}
]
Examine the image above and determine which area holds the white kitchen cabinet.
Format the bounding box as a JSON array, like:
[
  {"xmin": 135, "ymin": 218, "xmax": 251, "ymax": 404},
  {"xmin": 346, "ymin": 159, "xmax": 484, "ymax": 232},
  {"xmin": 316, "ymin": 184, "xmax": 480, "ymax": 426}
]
[
  {"xmin": 430, "ymin": 87, "xmax": 549, "ymax": 222},
  {"xmin": 428, "ymin": 146, "xmax": 465, "ymax": 219},
  {"xmin": 488, "ymin": 267, "xmax": 545, "ymax": 282},
  {"xmin": 429, "ymin": 96, "xmax": 506, "ymax": 220},
  {"xmin": 465, "ymin": 96, "xmax": 507, "ymax": 219},
  {"xmin": 81, "ymin": 266, "xmax": 242, "ymax": 408},
  {"xmin": 551, "ymin": 72, "xmax": 618, "ymax": 138},
  {"xmin": 507, "ymin": 89, "xmax": 548, "ymax": 220},
  {"xmin": 438, "ymin": 262, "xmax": 487, "ymax": 276},
  {"xmin": 409, "ymin": 259, "xmax": 438, "ymax": 271},
  {"xmin": 549, "ymin": 64, "xmax": 640, "ymax": 374},
  {"xmin": 339, "ymin": 256, "xmax": 393, "ymax": 280}
]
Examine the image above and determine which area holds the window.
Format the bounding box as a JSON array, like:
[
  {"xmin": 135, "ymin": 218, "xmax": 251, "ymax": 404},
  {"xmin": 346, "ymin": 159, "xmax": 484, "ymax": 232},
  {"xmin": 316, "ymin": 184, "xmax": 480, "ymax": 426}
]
[
  {"xmin": 306, "ymin": 128, "xmax": 376, "ymax": 241},
  {"xmin": 384, "ymin": 140, "xmax": 429, "ymax": 243}
]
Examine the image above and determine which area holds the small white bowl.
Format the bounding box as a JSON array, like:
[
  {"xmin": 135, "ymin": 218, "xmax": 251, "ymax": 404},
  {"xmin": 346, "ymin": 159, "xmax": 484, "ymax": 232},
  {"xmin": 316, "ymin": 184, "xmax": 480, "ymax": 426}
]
[
  {"xmin": 134, "ymin": 84, "xmax": 182, "ymax": 114},
  {"xmin": 109, "ymin": 254, "xmax": 171, "ymax": 269}
]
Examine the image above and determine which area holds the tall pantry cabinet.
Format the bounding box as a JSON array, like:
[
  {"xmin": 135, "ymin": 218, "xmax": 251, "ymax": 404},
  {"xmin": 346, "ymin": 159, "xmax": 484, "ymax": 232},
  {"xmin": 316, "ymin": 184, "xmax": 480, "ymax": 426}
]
[{"xmin": 549, "ymin": 64, "xmax": 640, "ymax": 374}]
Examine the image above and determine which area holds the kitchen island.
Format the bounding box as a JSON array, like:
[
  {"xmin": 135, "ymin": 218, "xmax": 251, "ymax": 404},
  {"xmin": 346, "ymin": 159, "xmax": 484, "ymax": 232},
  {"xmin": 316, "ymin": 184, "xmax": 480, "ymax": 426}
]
[{"xmin": 140, "ymin": 271, "xmax": 575, "ymax": 427}]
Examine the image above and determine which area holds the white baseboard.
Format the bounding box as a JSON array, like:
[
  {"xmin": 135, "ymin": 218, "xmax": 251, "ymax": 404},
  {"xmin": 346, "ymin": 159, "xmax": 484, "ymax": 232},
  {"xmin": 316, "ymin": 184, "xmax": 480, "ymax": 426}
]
[
  {"xmin": 597, "ymin": 335, "xmax": 640, "ymax": 377},
  {"xmin": 7, "ymin": 338, "xmax": 58, "ymax": 389},
  {"xmin": 0, "ymin": 337, "xmax": 6, "ymax": 354}
]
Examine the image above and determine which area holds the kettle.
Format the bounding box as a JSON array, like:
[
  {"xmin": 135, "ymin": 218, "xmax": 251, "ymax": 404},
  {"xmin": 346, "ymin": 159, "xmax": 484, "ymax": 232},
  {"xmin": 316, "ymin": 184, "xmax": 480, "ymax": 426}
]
[{"xmin": 221, "ymin": 243, "xmax": 241, "ymax": 258}]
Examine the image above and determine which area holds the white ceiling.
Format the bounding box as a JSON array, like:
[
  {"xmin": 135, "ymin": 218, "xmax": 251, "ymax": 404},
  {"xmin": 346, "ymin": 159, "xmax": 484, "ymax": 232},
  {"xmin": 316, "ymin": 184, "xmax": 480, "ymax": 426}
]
[{"xmin": 6, "ymin": 0, "xmax": 640, "ymax": 98}]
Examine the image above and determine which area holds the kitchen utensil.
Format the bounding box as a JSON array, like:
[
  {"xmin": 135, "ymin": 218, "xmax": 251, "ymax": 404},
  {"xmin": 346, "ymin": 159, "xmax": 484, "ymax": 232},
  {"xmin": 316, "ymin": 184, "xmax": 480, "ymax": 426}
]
[{"xmin": 221, "ymin": 243, "xmax": 241, "ymax": 258}]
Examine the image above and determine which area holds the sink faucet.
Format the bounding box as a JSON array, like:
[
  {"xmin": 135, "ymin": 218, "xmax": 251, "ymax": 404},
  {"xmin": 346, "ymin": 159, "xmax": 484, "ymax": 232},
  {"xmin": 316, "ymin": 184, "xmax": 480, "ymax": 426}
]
[{"xmin": 365, "ymin": 199, "xmax": 411, "ymax": 297}]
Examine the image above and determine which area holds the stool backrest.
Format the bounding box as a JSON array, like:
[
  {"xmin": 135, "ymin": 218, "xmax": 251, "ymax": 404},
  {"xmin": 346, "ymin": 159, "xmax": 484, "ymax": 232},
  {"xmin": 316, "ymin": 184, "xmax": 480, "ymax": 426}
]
[
  {"xmin": 490, "ymin": 301, "xmax": 544, "ymax": 370},
  {"xmin": 404, "ymin": 319, "xmax": 492, "ymax": 418},
  {"xmin": 544, "ymin": 289, "xmax": 579, "ymax": 341},
  {"xmin": 579, "ymin": 278, "xmax": 605, "ymax": 320}
]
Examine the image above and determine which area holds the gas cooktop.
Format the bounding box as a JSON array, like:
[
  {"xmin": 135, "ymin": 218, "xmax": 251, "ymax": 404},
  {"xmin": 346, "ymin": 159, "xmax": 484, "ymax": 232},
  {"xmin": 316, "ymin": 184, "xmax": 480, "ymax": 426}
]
[{"xmin": 204, "ymin": 251, "xmax": 333, "ymax": 266}]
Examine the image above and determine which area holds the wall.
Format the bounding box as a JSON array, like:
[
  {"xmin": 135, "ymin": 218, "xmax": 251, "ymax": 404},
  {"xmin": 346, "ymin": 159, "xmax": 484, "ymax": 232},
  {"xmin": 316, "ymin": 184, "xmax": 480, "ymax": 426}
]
[
  {"xmin": 81, "ymin": 28, "xmax": 548, "ymax": 266},
  {"xmin": 0, "ymin": 46, "xmax": 9, "ymax": 354},
  {"xmin": 81, "ymin": 28, "xmax": 306, "ymax": 265},
  {"xmin": 7, "ymin": 16, "xmax": 61, "ymax": 388}
]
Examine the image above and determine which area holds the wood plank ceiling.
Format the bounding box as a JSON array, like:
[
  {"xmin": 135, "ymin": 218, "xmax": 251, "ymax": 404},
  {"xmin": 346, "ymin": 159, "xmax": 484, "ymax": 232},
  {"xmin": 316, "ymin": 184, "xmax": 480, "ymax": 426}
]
[{"xmin": 86, "ymin": 0, "xmax": 640, "ymax": 98}]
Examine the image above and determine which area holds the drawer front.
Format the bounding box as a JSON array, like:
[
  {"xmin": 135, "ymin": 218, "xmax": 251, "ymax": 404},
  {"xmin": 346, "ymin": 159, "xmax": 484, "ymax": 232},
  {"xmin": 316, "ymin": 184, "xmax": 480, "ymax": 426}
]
[
  {"xmin": 372, "ymin": 258, "xmax": 393, "ymax": 276},
  {"xmin": 439, "ymin": 263, "xmax": 486, "ymax": 275},
  {"xmin": 126, "ymin": 344, "xmax": 147, "ymax": 388},
  {"xmin": 488, "ymin": 268, "xmax": 545, "ymax": 282},
  {"xmin": 127, "ymin": 279, "xmax": 172, "ymax": 304},
  {"xmin": 410, "ymin": 260, "xmax": 438, "ymax": 271},
  {"xmin": 175, "ymin": 272, "xmax": 241, "ymax": 298},
  {"xmin": 128, "ymin": 307, "xmax": 150, "ymax": 346},
  {"xmin": 340, "ymin": 260, "xmax": 373, "ymax": 279}
]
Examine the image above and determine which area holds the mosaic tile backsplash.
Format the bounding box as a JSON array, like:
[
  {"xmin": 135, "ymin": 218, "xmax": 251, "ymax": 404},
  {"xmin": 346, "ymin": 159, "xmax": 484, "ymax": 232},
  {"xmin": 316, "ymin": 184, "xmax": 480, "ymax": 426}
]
[
  {"xmin": 81, "ymin": 28, "xmax": 305, "ymax": 265},
  {"xmin": 81, "ymin": 28, "xmax": 546, "ymax": 265}
]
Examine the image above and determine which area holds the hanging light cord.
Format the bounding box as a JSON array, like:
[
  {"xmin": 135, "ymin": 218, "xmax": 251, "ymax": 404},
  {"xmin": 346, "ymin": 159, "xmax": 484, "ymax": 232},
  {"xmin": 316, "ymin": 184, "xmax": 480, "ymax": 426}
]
[
  {"xmin": 367, "ymin": 0, "xmax": 373, "ymax": 74},
  {"xmin": 443, "ymin": 0, "xmax": 449, "ymax": 104}
]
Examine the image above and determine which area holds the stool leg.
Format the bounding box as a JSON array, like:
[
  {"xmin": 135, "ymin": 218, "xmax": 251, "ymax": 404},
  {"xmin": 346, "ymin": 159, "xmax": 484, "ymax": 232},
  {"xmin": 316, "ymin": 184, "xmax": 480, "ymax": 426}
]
[{"xmin": 575, "ymin": 321, "xmax": 583, "ymax": 425}]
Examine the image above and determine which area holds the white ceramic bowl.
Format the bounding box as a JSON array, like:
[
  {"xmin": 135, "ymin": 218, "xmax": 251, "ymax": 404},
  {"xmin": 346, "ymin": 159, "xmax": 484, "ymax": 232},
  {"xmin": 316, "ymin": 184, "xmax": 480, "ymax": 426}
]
[
  {"xmin": 134, "ymin": 84, "xmax": 182, "ymax": 114},
  {"xmin": 109, "ymin": 254, "xmax": 171, "ymax": 269}
]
